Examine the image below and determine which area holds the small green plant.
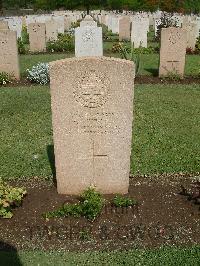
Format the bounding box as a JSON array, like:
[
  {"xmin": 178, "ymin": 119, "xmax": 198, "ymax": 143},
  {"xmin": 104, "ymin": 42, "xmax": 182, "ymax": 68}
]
[
  {"xmin": 0, "ymin": 72, "xmax": 12, "ymax": 85},
  {"xmin": 21, "ymin": 25, "xmax": 29, "ymax": 44},
  {"xmin": 79, "ymin": 229, "xmax": 92, "ymax": 241},
  {"xmin": 44, "ymin": 187, "xmax": 104, "ymax": 221},
  {"xmin": 46, "ymin": 33, "xmax": 74, "ymax": 53},
  {"xmin": 161, "ymin": 71, "xmax": 182, "ymax": 81},
  {"xmin": 17, "ymin": 38, "xmax": 26, "ymax": 54},
  {"xmin": 117, "ymin": 43, "xmax": 142, "ymax": 76},
  {"xmin": 113, "ymin": 195, "xmax": 137, "ymax": 207},
  {"xmin": 80, "ymin": 187, "xmax": 104, "ymax": 220},
  {"xmin": 0, "ymin": 178, "xmax": 27, "ymax": 218}
]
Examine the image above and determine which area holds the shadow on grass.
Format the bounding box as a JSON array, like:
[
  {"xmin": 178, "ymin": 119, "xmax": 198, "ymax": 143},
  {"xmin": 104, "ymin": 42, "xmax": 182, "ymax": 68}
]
[
  {"xmin": 47, "ymin": 144, "xmax": 57, "ymax": 187},
  {"xmin": 0, "ymin": 241, "xmax": 22, "ymax": 266},
  {"xmin": 144, "ymin": 68, "xmax": 159, "ymax": 77}
]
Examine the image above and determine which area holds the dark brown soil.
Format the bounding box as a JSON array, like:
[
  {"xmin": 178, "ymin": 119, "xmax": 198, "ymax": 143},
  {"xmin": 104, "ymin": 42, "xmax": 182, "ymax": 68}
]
[
  {"xmin": 1, "ymin": 76, "xmax": 200, "ymax": 88},
  {"xmin": 135, "ymin": 76, "xmax": 200, "ymax": 84},
  {"xmin": 0, "ymin": 175, "xmax": 199, "ymax": 252}
]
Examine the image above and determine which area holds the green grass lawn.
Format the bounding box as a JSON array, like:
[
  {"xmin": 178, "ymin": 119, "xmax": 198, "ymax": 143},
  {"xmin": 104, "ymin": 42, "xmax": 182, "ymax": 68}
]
[
  {"xmin": 19, "ymin": 52, "xmax": 200, "ymax": 78},
  {"xmin": 1, "ymin": 246, "xmax": 200, "ymax": 266},
  {"xmin": 0, "ymin": 83, "xmax": 200, "ymax": 180}
]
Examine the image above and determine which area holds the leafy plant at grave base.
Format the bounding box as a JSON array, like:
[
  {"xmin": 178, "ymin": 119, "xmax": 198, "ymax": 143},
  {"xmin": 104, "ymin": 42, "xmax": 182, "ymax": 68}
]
[
  {"xmin": 156, "ymin": 13, "xmax": 178, "ymax": 42},
  {"xmin": 27, "ymin": 63, "xmax": 49, "ymax": 85},
  {"xmin": 0, "ymin": 72, "xmax": 12, "ymax": 85},
  {"xmin": 80, "ymin": 187, "xmax": 104, "ymax": 220},
  {"xmin": 46, "ymin": 33, "xmax": 75, "ymax": 53},
  {"xmin": 113, "ymin": 195, "xmax": 137, "ymax": 207},
  {"xmin": 21, "ymin": 25, "xmax": 29, "ymax": 44},
  {"xmin": 160, "ymin": 71, "xmax": 182, "ymax": 81},
  {"xmin": 79, "ymin": 229, "xmax": 92, "ymax": 241},
  {"xmin": 17, "ymin": 38, "xmax": 27, "ymax": 54},
  {"xmin": 112, "ymin": 43, "xmax": 155, "ymax": 55},
  {"xmin": 0, "ymin": 178, "xmax": 27, "ymax": 218},
  {"xmin": 116, "ymin": 43, "xmax": 142, "ymax": 76},
  {"xmin": 103, "ymin": 27, "xmax": 119, "ymax": 42},
  {"xmin": 44, "ymin": 187, "xmax": 105, "ymax": 221}
]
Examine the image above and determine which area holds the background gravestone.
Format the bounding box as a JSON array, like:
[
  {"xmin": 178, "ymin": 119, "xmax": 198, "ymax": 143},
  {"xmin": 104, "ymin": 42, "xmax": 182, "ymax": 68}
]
[
  {"xmin": 159, "ymin": 27, "xmax": 187, "ymax": 77},
  {"xmin": 75, "ymin": 25, "xmax": 103, "ymax": 57},
  {"xmin": 80, "ymin": 15, "xmax": 97, "ymax": 27},
  {"xmin": 50, "ymin": 57, "xmax": 135, "ymax": 195},
  {"xmin": 29, "ymin": 23, "xmax": 46, "ymax": 52},
  {"xmin": 46, "ymin": 20, "xmax": 58, "ymax": 41},
  {"xmin": 0, "ymin": 30, "xmax": 20, "ymax": 79},
  {"xmin": 0, "ymin": 20, "xmax": 9, "ymax": 30},
  {"xmin": 182, "ymin": 22, "xmax": 198, "ymax": 50},
  {"xmin": 119, "ymin": 16, "xmax": 131, "ymax": 41},
  {"xmin": 131, "ymin": 18, "xmax": 148, "ymax": 48}
]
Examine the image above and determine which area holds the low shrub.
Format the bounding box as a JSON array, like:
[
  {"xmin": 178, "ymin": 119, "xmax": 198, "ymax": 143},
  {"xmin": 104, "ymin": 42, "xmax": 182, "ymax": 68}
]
[
  {"xmin": 44, "ymin": 187, "xmax": 105, "ymax": 221},
  {"xmin": 113, "ymin": 195, "xmax": 137, "ymax": 207},
  {"xmin": 0, "ymin": 72, "xmax": 12, "ymax": 85},
  {"xmin": 112, "ymin": 43, "xmax": 156, "ymax": 54},
  {"xmin": 21, "ymin": 25, "xmax": 29, "ymax": 44},
  {"xmin": 17, "ymin": 38, "xmax": 27, "ymax": 54},
  {"xmin": 27, "ymin": 63, "xmax": 49, "ymax": 85},
  {"xmin": 160, "ymin": 71, "xmax": 182, "ymax": 81},
  {"xmin": 0, "ymin": 178, "xmax": 27, "ymax": 218},
  {"xmin": 80, "ymin": 187, "xmax": 104, "ymax": 220},
  {"xmin": 115, "ymin": 43, "xmax": 142, "ymax": 76},
  {"xmin": 46, "ymin": 33, "xmax": 75, "ymax": 53}
]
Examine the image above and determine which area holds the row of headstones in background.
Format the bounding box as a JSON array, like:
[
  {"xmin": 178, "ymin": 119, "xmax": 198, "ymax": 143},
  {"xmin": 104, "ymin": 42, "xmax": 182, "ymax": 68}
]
[
  {"xmin": 0, "ymin": 13, "xmax": 82, "ymax": 39},
  {"xmin": 155, "ymin": 17, "xmax": 200, "ymax": 50},
  {"xmin": 100, "ymin": 13, "xmax": 199, "ymax": 49},
  {"xmin": 27, "ymin": 13, "xmax": 81, "ymax": 53}
]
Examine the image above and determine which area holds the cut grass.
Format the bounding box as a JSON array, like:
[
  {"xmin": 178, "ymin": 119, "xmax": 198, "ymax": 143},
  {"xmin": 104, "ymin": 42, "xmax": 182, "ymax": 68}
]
[
  {"xmin": 20, "ymin": 53, "xmax": 73, "ymax": 77},
  {"xmin": 0, "ymin": 246, "xmax": 200, "ymax": 266},
  {"xmin": 19, "ymin": 52, "xmax": 200, "ymax": 77},
  {"xmin": 131, "ymin": 84, "xmax": 200, "ymax": 175},
  {"xmin": 0, "ymin": 84, "xmax": 200, "ymax": 179}
]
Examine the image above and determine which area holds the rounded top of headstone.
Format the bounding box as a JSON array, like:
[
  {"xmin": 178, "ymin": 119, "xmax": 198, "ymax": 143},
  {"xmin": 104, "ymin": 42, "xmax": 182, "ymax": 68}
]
[{"xmin": 84, "ymin": 15, "xmax": 94, "ymax": 21}]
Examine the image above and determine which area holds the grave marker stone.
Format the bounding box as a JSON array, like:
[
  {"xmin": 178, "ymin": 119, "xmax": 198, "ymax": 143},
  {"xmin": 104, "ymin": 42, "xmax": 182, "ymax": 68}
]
[
  {"xmin": 75, "ymin": 25, "xmax": 103, "ymax": 57},
  {"xmin": 29, "ymin": 23, "xmax": 46, "ymax": 52},
  {"xmin": 46, "ymin": 20, "xmax": 58, "ymax": 41},
  {"xmin": 119, "ymin": 17, "xmax": 131, "ymax": 41},
  {"xmin": 50, "ymin": 57, "xmax": 135, "ymax": 195},
  {"xmin": 0, "ymin": 30, "xmax": 20, "ymax": 79},
  {"xmin": 159, "ymin": 27, "xmax": 187, "ymax": 77},
  {"xmin": 80, "ymin": 15, "xmax": 97, "ymax": 27},
  {"xmin": 0, "ymin": 20, "xmax": 9, "ymax": 30}
]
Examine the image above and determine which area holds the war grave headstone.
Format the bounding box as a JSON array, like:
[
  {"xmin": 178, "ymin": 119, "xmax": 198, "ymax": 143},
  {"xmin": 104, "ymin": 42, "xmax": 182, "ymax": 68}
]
[
  {"xmin": 46, "ymin": 19, "xmax": 58, "ymax": 41},
  {"xmin": 75, "ymin": 21, "xmax": 103, "ymax": 57},
  {"xmin": 119, "ymin": 16, "xmax": 131, "ymax": 41},
  {"xmin": 29, "ymin": 23, "xmax": 46, "ymax": 52},
  {"xmin": 159, "ymin": 27, "xmax": 187, "ymax": 77},
  {"xmin": 0, "ymin": 30, "xmax": 20, "ymax": 79},
  {"xmin": 50, "ymin": 57, "xmax": 135, "ymax": 195}
]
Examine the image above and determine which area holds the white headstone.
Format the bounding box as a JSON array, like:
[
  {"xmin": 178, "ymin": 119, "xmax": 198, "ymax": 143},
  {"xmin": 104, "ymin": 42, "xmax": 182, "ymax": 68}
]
[{"xmin": 75, "ymin": 26, "xmax": 103, "ymax": 57}]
